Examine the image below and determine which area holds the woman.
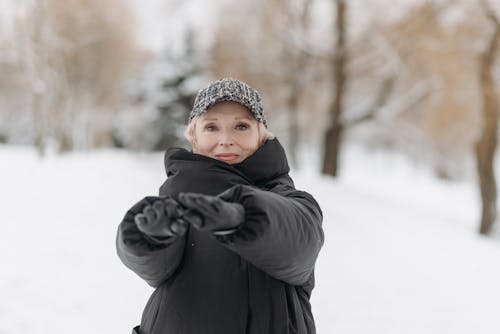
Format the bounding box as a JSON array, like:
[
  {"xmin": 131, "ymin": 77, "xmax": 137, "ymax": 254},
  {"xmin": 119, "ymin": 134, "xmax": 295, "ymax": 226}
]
[{"xmin": 117, "ymin": 78, "xmax": 324, "ymax": 334}]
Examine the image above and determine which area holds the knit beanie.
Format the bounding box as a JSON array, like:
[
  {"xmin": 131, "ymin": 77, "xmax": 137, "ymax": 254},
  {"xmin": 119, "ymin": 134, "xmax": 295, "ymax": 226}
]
[{"xmin": 190, "ymin": 78, "xmax": 267, "ymax": 127}]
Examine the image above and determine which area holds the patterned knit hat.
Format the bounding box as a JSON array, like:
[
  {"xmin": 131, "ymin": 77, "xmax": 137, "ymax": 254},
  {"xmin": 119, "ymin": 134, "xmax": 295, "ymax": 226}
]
[{"xmin": 190, "ymin": 78, "xmax": 267, "ymax": 127}]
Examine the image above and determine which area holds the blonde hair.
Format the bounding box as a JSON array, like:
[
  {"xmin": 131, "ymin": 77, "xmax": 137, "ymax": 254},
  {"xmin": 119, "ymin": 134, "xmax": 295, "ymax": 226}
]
[{"xmin": 184, "ymin": 116, "xmax": 274, "ymax": 152}]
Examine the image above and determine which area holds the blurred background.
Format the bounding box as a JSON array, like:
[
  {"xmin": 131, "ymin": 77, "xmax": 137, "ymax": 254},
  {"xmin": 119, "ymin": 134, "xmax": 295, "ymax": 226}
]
[
  {"xmin": 2, "ymin": 0, "xmax": 500, "ymax": 333},
  {"xmin": 0, "ymin": 0, "xmax": 493, "ymax": 176}
]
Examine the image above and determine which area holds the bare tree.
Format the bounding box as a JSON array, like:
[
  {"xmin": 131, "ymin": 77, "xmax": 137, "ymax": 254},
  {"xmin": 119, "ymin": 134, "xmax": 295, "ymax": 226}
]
[
  {"xmin": 264, "ymin": 0, "xmax": 315, "ymax": 168},
  {"xmin": 476, "ymin": 0, "xmax": 499, "ymax": 235},
  {"xmin": 322, "ymin": 0, "xmax": 347, "ymax": 176},
  {"xmin": 27, "ymin": 0, "xmax": 49, "ymax": 154},
  {"xmin": 348, "ymin": 2, "xmax": 487, "ymax": 182},
  {"xmin": 16, "ymin": 0, "xmax": 139, "ymax": 153}
]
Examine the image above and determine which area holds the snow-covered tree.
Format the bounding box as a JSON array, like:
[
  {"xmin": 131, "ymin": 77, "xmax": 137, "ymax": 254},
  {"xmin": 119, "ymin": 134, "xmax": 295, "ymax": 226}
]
[{"xmin": 115, "ymin": 29, "xmax": 207, "ymax": 151}]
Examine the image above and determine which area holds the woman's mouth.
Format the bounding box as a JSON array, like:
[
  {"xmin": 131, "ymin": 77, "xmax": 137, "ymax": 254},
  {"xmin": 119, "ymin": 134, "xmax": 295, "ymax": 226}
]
[{"xmin": 215, "ymin": 153, "xmax": 240, "ymax": 162}]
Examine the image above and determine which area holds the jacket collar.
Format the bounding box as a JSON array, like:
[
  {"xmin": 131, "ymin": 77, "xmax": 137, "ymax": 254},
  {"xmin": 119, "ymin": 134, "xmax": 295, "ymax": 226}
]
[{"xmin": 164, "ymin": 138, "xmax": 290, "ymax": 187}]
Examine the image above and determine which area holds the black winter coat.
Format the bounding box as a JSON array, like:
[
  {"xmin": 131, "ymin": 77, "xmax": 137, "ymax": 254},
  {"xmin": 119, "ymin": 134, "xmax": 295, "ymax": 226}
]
[{"xmin": 117, "ymin": 139, "xmax": 324, "ymax": 334}]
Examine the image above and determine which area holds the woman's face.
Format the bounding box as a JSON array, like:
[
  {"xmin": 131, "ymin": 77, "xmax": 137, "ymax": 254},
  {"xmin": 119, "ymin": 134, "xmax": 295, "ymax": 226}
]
[{"xmin": 192, "ymin": 101, "xmax": 260, "ymax": 164}]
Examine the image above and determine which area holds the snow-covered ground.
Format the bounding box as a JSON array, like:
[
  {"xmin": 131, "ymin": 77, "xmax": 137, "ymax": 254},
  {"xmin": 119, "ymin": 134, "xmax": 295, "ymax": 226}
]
[{"xmin": 1, "ymin": 143, "xmax": 499, "ymax": 334}]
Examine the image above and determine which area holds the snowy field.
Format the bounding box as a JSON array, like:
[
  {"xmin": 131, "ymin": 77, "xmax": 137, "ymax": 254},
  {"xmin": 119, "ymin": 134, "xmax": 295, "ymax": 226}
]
[{"xmin": 1, "ymin": 143, "xmax": 500, "ymax": 334}]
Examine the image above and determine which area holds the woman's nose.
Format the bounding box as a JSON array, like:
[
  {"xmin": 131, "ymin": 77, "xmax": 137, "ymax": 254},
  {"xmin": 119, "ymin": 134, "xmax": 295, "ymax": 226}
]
[{"xmin": 218, "ymin": 131, "xmax": 234, "ymax": 146}]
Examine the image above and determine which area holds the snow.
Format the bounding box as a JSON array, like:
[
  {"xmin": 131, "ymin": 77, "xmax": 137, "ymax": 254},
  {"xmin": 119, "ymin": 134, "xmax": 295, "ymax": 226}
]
[
  {"xmin": 1, "ymin": 143, "xmax": 499, "ymax": 333},
  {"xmin": 310, "ymin": 147, "xmax": 500, "ymax": 334}
]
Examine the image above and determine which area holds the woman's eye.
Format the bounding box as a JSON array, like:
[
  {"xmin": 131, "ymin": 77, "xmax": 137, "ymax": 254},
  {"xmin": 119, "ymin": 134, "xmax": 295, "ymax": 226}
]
[
  {"xmin": 236, "ymin": 123, "xmax": 249, "ymax": 130},
  {"xmin": 205, "ymin": 125, "xmax": 217, "ymax": 132}
]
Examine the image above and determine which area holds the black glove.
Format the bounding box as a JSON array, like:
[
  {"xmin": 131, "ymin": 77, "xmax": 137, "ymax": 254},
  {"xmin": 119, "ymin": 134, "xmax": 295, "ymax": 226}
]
[
  {"xmin": 134, "ymin": 197, "xmax": 188, "ymax": 240},
  {"xmin": 177, "ymin": 192, "xmax": 245, "ymax": 235}
]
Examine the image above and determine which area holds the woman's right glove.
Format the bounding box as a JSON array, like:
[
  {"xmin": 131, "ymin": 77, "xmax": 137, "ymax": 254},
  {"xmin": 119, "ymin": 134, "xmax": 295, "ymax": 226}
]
[
  {"xmin": 177, "ymin": 192, "xmax": 245, "ymax": 235},
  {"xmin": 134, "ymin": 197, "xmax": 188, "ymax": 241}
]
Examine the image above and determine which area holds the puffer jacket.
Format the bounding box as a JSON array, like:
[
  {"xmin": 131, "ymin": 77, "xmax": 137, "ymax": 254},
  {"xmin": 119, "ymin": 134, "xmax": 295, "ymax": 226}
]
[{"xmin": 117, "ymin": 138, "xmax": 324, "ymax": 334}]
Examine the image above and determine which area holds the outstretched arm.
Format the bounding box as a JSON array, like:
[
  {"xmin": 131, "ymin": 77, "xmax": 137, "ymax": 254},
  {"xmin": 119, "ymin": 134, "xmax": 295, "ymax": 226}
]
[
  {"xmin": 217, "ymin": 182, "xmax": 324, "ymax": 286},
  {"xmin": 177, "ymin": 178, "xmax": 324, "ymax": 286},
  {"xmin": 116, "ymin": 196, "xmax": 187, "ymax": 287}
]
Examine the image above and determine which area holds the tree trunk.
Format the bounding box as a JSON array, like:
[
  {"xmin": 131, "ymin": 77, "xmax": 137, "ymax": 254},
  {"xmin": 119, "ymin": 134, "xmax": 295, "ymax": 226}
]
[
  {"xmin": 322, "ymin": 122, "xmax": 343, "ymax": 176},
  {"xmin": 280, "ymin": 0, "xmax": 313, "ymax": 169},
  {"xmin": 476, "ymin": 140, "xmax": 497, "ymax": 235},
  {"xmin": 31, "ymin": 0, "xmax": 46, "ymax": 157},
  {"xmin": 476, "ymin": 8, "xmax": 499, "ymax": 235},
  {"xmin": 287, "ymin": 87, "xmax": 300, "ymax": 168},
  {"xmin": 322, "ymin": 0, "xmax": 346, "ymax": 176},
  {"xmin": 33, "ymin": 91, "xmax": 46, "ymax": 157}
]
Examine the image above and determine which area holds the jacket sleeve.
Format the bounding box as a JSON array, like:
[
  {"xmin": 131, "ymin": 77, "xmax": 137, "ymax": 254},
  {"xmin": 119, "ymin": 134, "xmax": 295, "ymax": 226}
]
[
  {"xmin": 217, "ymin": 179, "xmax": 324, "ymax": 286},
  {"xmin": 116, "ymin": 196, "xmax": 186, "ymax": 288}
]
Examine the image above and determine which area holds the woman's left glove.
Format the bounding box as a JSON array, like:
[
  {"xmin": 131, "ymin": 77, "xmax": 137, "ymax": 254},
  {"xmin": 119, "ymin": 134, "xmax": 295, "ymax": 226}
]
[
  {"xmin": 177, "ymin": 192, "xmax": 245, "ymax": 235},
  {"xmin": 134, "ymin": 197, "xmax": 188, "ymax": 240}
]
